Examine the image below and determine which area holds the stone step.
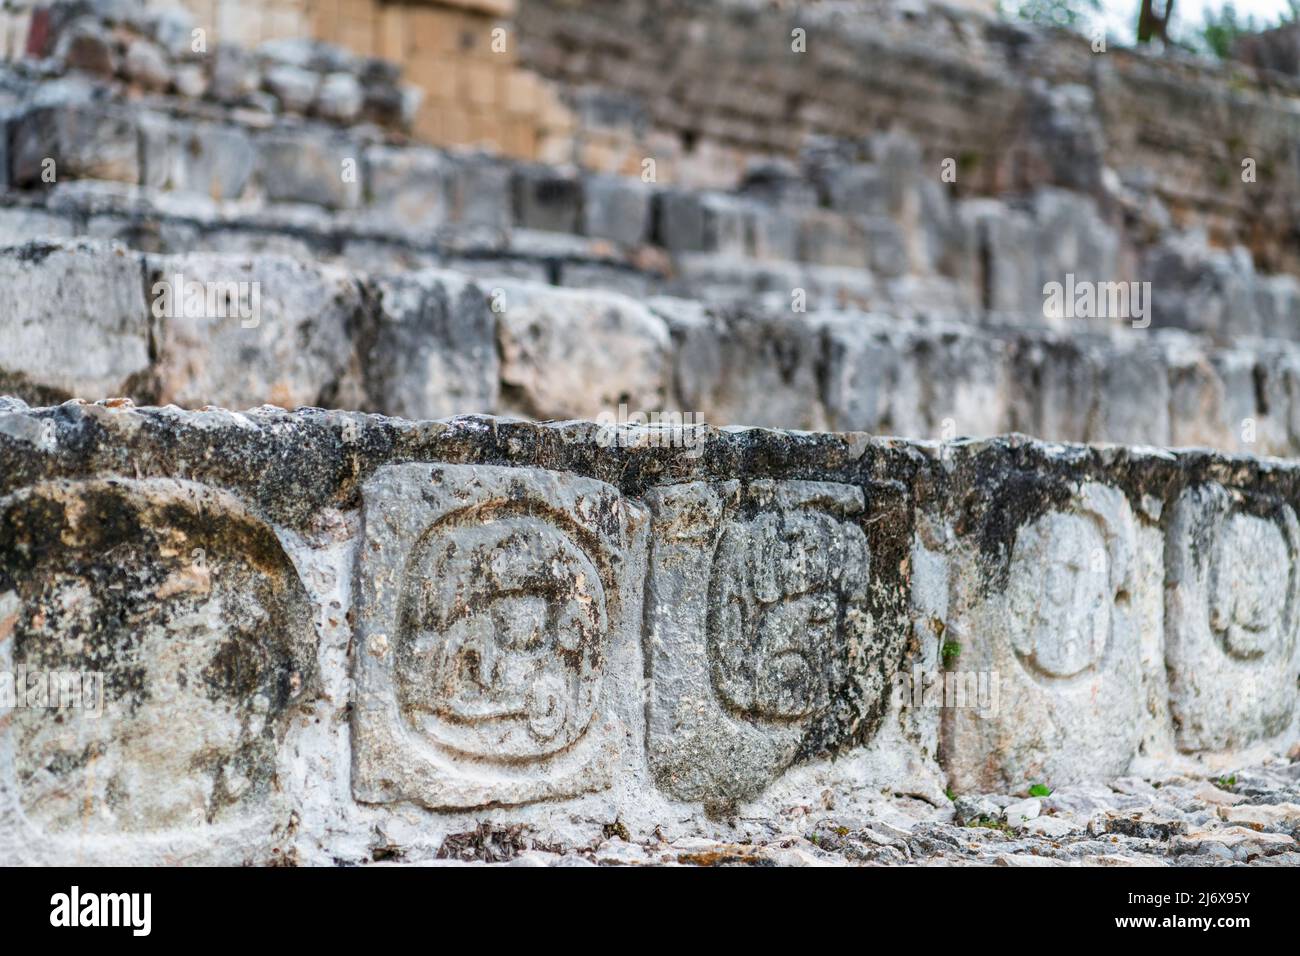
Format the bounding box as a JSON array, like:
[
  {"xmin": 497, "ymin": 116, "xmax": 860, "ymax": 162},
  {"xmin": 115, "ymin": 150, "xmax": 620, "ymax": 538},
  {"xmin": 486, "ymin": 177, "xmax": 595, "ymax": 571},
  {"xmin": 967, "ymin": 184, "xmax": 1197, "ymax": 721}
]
[
  {"xmin": 0, "ymin": 398, "xmax": 1296, "ymax": 863},
  {"xmin": 2, "ymin": 236, "xmax": 1299, "ymax": 457},
  {"xmin": 6, "ymin": 13, "xmax": 1297, "ymax": 340}
]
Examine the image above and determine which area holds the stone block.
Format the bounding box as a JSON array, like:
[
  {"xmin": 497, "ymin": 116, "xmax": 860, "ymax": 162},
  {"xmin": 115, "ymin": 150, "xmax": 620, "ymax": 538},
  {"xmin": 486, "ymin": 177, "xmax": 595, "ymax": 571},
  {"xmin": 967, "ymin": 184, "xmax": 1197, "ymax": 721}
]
[
  {"xmin": 654, "ymin": 298, "xmax": 829, "ymax": 431},
  {"xmin": 1090, "ymin": 345, "xmax": 1171, "ymax": 447},
  {"xmin": 351, "ymin": 463, "xmax": 646, "ymax": 809},
  {"xmin": 0, "ymin": 240, "xmax": 150, "ymax": 402},
  {"xmin": 581, "ymin": 174, "xmax": 651, "ymax": 247},
  {"xmin": 446, "ymin": 154, "xmax": 513, "ymax": 230},
  {"xmin": 257, "ymin": 131, "xmax": 362, "ymax": 210},
  {"xmin": 945, "ymin": 481, "xmax": 1146, "ymax": 791},
  {"xmin": 147, "ymin": 252, "xmax": 359, "ymax": 410},
  {"xmin": 362, "ymin": 270, "xmax": 498, "ymax": 420},
  {"xmin": 643, "ymin": 478, "xmax": 911, "ymax": 811},
  {"xmin": 0, "ymin": 478, "xmax": 316, "ymax": 860},
  {"xmin": 362, "ymin": 145, "xmax": 451, "ymax": 236},
  {"xmin": 10, "ymin": 104, "xmax": 140, "ymax": 187},
  {"xmin": 654, "ymin": 190, "xmax": 751, "ymax": 256},
  {"xmin": 140, "ymin": 115, "xmax": 257, "ymax": 202},
  {"xmin": 494, "ymin": 281, "xmax": 670, "ymax": 420},
  {"xmin": 513, "ymin": 164, "xmax": 582, "ymax": 234},
  {"xmin": 1165, "ymin": 484, "xmax": 1300, "ymax": 751},
  {"xmin": 797, "ymin": 209, "xmax": 868, "ymax": 269}
]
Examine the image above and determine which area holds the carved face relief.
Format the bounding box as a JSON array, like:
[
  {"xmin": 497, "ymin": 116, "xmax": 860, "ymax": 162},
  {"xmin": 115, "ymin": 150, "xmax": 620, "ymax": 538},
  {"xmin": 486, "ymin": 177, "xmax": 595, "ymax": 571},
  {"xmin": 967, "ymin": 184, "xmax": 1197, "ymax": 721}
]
[
  {"xmin": 1006, "ymin": 512, "xmax": 1111, "ymax": 680},
  {"xmin": 1165, "ymin": 485, "xmax": 1300, "ymax": 752},
  {"xmin": 1209, "ymin": 513, "xmax": 1294, "ymax": 660},
  {"xmin": 396, "ymin": 516, "xmax": 607, "ymax": 759},
  {"xmin": 707, "ymin": 510, "xmax": 871, "ymax": 721}
]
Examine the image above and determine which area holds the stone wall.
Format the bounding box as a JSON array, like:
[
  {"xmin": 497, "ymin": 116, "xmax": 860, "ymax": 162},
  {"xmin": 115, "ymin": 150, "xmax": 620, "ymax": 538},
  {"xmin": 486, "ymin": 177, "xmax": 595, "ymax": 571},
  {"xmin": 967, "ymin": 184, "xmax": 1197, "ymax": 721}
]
[
  {"xmin": 2, "ymin": 0, "xmax": 1300, "ymax": 867},
  {"xmin": 1, "ymin": 399, "xmax": 1296, "ymax": 863},
  {"xmin": 5, "ymin": 237, "xmax": 1300, "ymax": 456},
  {"xmin": 514, "ymin": 0, "xmax": 1300, "ymax": 275}
]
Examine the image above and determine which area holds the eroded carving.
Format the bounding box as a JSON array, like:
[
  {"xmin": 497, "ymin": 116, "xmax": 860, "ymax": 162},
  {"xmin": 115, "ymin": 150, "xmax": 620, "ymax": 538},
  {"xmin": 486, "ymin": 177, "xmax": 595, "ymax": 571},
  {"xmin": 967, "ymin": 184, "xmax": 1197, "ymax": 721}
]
[
  {"xmin": 1005, "ymin": 510, "xmax": 1124, "ymax": 681},
  {"xmin": 0, "ymin": 478, "xmax": 316, "ymax": 837},
  {"xmin": 943, "ymin": 482, "xmax": 1144, "ymax": 792},
  {"xmin": 351, "ymin": 464, "xmax": 642, "ymax": 810},
  {"xmin": 1209, "ymin": 513, "xmax": 1294, "ymax": 661},
  {"xmin": 396, "ymin": 512, "xmax": 607, "ymax": 759},
  {"xmin": 708, "ymin": 510, "xmax": 870, "ymax": 721},
  {"xmin": 1166, "ymin": 484, "xmax": 1300, "ymax": 751},
  {"xmin": 644, "ymin": 479, "xmax": 909, "ymax": 810}
]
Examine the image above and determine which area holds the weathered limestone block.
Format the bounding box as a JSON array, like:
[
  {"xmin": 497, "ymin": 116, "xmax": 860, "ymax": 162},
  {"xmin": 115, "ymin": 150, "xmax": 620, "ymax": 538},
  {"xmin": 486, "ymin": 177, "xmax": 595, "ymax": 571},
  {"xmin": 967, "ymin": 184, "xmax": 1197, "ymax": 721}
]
[
  {"xmin": 914, "ymin": 332, "xmax": 1011, "ymax": 440},
  {"xmin": 494, "ymin": 281, "xmax": 670, "ymax": 420},
  {"xmin": 1090, "ymin": 345, "xmax": 1171, "ymax": 448},
  {"xmin": 819, "ymin": 315, "xmax": 925, "ymax": 437},
  {"xmin": 654, "ymin": 191, "xmax": 751, "ymax": 256},
  {"xmin": 1008, "ymin": 337, "xmax": 1098, "ymax": 442},
  {"xmin": 0, "ymin": 240, "xmax": 150, "ymax": 402},
  {"xmin": 446, "ymin": 154, "xmax": 513, "ymax": 230},
  {"xmin": 581, "ymin": 174, "xmax": 652, "ymax": 247},
  {"xmin": 1032, "ymin": 189, "xmax": 1120, "ymax": 320},
  {"xmin": 263, "ymin": 64, "xmax": 319, "ymax": 114},
  {"xmin": 0, "ymin": 478, "xmax": 317, "ymax": 862},
  {"xmin": 644, "ymin": 478, "xmax": 912, "ymax": 812},
  {"xmin": 10, "ymin": 103, "xmax": 141, "ymax": 187},
  {"xmin": 653, "ymin": 298, "xmax": 830, "ymax": 432},
  {"xmin": 361, "ymin": 145, "xmax": 451, "ymax": 236},
  {"xmin": 361, "ymin": 270, "xmax": 499, "ymax": 421},
  {"xmin": 1145, "ymin": 233, "xmax": 1260, "ymax": 339},
  {"xmin": 257, "ymin": 131, "xmax": 362, "ymax": 210},
  {"xmin": 1165, "ymin": 336, "xmax": 1235, "ymax": 451},
  {"xmin": 513, "ymin": 165, "xmax": 583, "ymax": 234},
  {"xmin": 147, "ymin": 252, "xmax": 360, "ymax": 410},
  {"xmin": 351, "ymin": 463, "xmax": 647, "ymax": 809},
  {"xmin": 797, "ymin": 209, "xmax": 868, "ymax": 269},
  {"xmin": 1165, "ymin": 484, "xmax": 1300, "ymax": 751},
  {"xmin": 139, "ymin": 115, "xmax": 257, "ymax": 202},
  {"xmin": 945, "ymin": 480, "xmax": 1147, "ymax": 791},
  {"xmin": 965, "ymin": 200, "xmax": 1040, "ymax": 321}
]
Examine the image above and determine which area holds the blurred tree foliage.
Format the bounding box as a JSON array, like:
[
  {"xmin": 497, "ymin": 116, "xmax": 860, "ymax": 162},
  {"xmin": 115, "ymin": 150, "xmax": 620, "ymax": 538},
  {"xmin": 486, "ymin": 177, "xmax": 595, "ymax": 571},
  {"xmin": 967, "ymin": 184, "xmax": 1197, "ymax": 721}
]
[
  {"xmin": 998, "ymin": 0, "xmax": 1102, "ymax": 30},
  {"xmin": 1199, "ymin": 0, "xmax": 1299, "ymax": 58}
]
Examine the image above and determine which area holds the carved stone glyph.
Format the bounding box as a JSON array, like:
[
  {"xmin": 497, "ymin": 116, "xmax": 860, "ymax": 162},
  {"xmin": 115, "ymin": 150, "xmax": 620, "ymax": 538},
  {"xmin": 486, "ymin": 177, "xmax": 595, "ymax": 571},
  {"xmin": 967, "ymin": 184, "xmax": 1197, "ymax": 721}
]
[
  {"xmin": 644, "ymin": 479, "xmax": 908, "ymax": 811},
  {"xmin": 1165, "ymin": 484, "xmax": 1300, "ymax": 751},
  {"xmin": 351, "ymin": 463, "xmax": 645, "ymax": 809},
  {"xmin": 0, "ymin": 478, "xmax": 317, "ymax": 845},
  {"xmin": 944, "ymin": 482, "xmax": 1145, "ymax": 791}
]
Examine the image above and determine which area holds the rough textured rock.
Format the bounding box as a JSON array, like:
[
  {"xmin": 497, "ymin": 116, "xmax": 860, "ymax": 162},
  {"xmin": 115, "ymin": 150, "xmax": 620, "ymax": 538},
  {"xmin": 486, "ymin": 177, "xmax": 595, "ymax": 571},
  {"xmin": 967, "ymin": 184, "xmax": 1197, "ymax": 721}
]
[
  {"xmin": 0, "ymin": 477, "xmax": 316, "ymax": 862},
  {"xmin": 494, "ymin": 281, "xmax": 670, "ymax": 420},
  {"xmin": 0, "ymin": 402, "xmax": 1293, "ymax": 864},
  {"xmin": 0, "ymin": 240, "xmax": 150, "ymax": 402},
  {"xmin": 360, "ymin": 270, "xmax": 499, "ymax": 422},
  {"xmin": 1165, "ymin": 483, "xmax": 1300, "ymax": 751},
  {"xmin": 644, "ymin": 478, "xmax": 910, "ymax": 813},
  {"xmin": 146, "ymin": 252, "xmax": 360, "ymax": 410},
  {"xmin": 944, "ymin": 481, "xmax": 1147, "ymax": 792},
  {"xmin": 352, "ymin": 463, "xmax": 646, "ymax": 809}
]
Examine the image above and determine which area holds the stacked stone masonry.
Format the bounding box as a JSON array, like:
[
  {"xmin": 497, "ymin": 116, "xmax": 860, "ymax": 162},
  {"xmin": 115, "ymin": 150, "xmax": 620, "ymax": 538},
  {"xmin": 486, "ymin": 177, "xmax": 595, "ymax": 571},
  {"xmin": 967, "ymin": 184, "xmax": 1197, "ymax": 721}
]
[
  {"xmin": 2, "ymin": 1, "xmax": 1300, "ymax": 866},
  {"xmin": 1, "ymin": 4, "xmax": 1299, "ymax": 455},
  {"xmin": 0, "ymin": 400, "xmax": 1298, "ymax": 864}
]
